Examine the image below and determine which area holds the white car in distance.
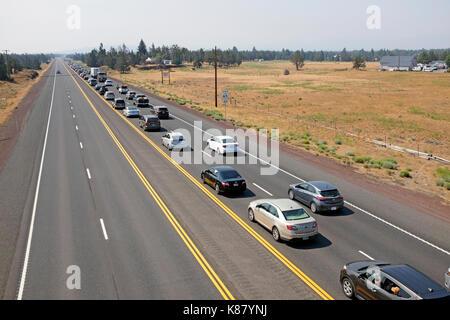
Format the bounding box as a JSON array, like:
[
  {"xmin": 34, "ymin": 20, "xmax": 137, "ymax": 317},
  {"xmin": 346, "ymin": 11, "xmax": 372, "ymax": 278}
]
[
  {"xmin": 162, "ymin": 132, "xmax": 189, "ymax": 151},
  {"xmin": 207, "ymin": 135, "xmax": 239, "ymax": 155},
  {"xmin": 105, "ymin": 79, "xmax": 113, "ymax": 86},
  {"xmin": 122, "ymin": 106, "xmax": 140, "ymax": 118}
]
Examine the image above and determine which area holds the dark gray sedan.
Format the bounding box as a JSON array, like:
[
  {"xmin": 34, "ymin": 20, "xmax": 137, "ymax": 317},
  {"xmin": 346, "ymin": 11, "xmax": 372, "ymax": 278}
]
[{"xmin": 288, "ymin": 181, "xmax": 344, "ymax": 213}]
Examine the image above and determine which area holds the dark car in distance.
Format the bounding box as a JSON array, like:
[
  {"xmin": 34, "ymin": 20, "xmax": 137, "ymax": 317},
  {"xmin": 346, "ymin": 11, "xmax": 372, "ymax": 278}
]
[
  {"xmin": 340, "ymin": 260, "xmax": 450, "ymax": 300},
  {"xmin": 153, "ymin": 106, "xmax": 169, "ymax": 119},
  {"xmin": 139, "ymin": 114, "xmax": 161, "ymax": 131},
  {"xmin": 135, "ymin": 96, "xmax": 150, "ymax": 108},
  {"xmin": 201, "ymin": 166, "xmax": 246, "ymax": 194},
  {"xmin": 113, "ymin": 98, "xmax": 126, "ymax": 110},
  {"xmin": 99, "ymin": 86, "xmax": 108, "ymax": 95},
  {"xmin": 288, "ymin": 181, "xmax": 344, "ymax": 213}
]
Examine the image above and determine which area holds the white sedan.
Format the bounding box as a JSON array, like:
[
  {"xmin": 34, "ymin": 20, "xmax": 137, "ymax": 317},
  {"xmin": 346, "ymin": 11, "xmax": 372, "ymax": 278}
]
[
  {"xmin": 162, "ymin": 132, "xmax": 189, "ymax": 151},
  {"xmin": 207, "ymin": 135, "xmax": 239, "ymax": 155},
  {"xmin": 105, "ymin": 80, "xmax": 113, "ymax": 86},
  {"xmin": 122, "ymin": 106, "xmax": 140, "ymax": 118}
]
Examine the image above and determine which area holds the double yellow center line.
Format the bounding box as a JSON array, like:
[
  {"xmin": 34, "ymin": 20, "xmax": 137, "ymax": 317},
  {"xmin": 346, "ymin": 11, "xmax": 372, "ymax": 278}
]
[
  {"xmin": 65, "ymin": 62, "xmax": 334, "ymax": 300},
  {"xmin": 64, "ymin": 63, "xmax": 234, "ymax": 300}
]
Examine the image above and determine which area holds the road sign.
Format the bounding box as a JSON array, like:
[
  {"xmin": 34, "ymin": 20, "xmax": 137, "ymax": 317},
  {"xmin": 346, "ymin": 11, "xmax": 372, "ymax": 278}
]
[{"xmin": 222, "ymin": 90, "xmax": 228, "ymax": 104}]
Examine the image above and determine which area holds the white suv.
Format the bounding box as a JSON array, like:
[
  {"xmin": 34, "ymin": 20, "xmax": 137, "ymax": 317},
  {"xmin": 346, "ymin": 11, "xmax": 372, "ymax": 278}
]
[{"xmin": 207, "ymin": 136, "xmax": 239, "ymax": 155}]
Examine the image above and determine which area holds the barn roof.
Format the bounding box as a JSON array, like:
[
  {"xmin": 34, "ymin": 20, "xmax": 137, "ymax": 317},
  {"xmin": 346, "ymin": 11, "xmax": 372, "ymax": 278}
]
[{"xmin": 380, "ymin": 56, "xmax": 416, "ymax": 67}]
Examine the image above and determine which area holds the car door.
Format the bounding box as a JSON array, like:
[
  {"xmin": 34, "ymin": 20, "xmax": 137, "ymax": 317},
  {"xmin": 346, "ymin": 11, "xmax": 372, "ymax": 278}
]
[
  {"xmin": 209, "ymin": 137, "xmax": 217, "ymax": 150},
  {"xmin": 266, "ymin": 204, "xmax": 280, "ymax": 230},
  {"xmin": 305, "ymin": 184, "xmax": 317, "ymax": 204},
  {"xmin": 255, "ymin": 203, "xmax": 270, "ymax": 228},
  {"xmin": 294, "ymin": 183, "xmax": 309, "ymax": 203}
]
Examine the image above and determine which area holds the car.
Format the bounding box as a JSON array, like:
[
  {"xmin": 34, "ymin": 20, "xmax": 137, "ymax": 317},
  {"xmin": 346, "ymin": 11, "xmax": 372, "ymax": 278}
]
[
  {"xmin": 105, "ymin": 80, "xmax": 113, "ymax": 86},
  {"xmin": 135, "ymin": 94, "xmax": 146, "ymax": 100},
  {"xmin": 135, "ymin": 96, "xmax": 150, "ymax": 108},
  {"xmin": 118, "ymin": 84, "xmax": 129, "ymax": 94},
  {"xmin": 56, "ymin": 70, "xmax": 61, "ymax": 74},
  {"xmin": 207, "ymin": 136, "xmax": 239, "ymax": 155},
  {"xmin": 340, "ymin": 261, "xmax": 450, "ymax": 300},
  {"xmin": 201, "ymin": 166, "xmax": 246, "ymax": 194},
  {"xmin": 126, "ymin": 91, "xmax": 136, "ymax": 100},
  {"xmin": 104, "ymin": 91, "xmax": 115, "ymax": 100},
  {"xmin": 83, "ymin": 74, "xmax": 89, "ymax": 80},
  {"xmin": 95, "ymin": 83, "xmax": 102, "ymax": 90},
  {"xmin": 161, "ymin": 132, "xmax": 189, "ymax": 151},
  {"xmin": 139, "ymin": 114, "xmax": 161, "ymax": 131},
  {"xmin": 88, "ymin": 78, "xmax": 97, "ymax": 86},
  {"xmin": 122, "ymin": 106, "xmax": 140, "ymax": 118},
  {"xmin": 248, "ymin": 199, "xmax": 318, "ymax": 242},
  {"xmin": 153, "ymin": 106, "xmax": 170, "ymax": 119},
  {"xmin": 288, "ymin": 181, "xmax": 344, "ymax": 213},
  {"xmin": 113, "ymin": 98, "xmax": 125, "ymax": 110},
  {"xmin": 99, "ymin": 86, "xmax": 108, "ymax": 95}
]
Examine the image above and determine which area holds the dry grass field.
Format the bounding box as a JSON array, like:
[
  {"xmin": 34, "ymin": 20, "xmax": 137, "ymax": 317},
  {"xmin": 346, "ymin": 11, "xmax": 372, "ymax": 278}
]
[
  {"xmin": 107, "ymin": 61, "xmax": 450, "ymax": 202},
  {"xmin": 0, "ymin": 63, "xmax": 50, "ymax": 126}
]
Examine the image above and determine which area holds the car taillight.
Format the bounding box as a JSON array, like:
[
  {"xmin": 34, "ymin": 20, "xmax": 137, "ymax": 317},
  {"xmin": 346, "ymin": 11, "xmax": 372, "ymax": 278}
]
[
  {"xmin": 338, "ymin": 195, "xmax": 344, "ymax": 199},
  {"xmin": 222, "ymin": 145, "xmax": 226, "ymax": 148},
  {"xmin": 146, "ymin": 122, "xmax": 150, "ymax": 125},
  {"xmin": 242, "ymin": 181, "xmax": 246, "ymax": 184},
  {"xmin": 222, "ymin": 182, "xmax": 230, "ymax": 187},
  {"xmin": 286, "ymin": 225, "xmax": 297, "ymax": 231},
  {"xmin": 316, "ymin": 196, "xmax": 328, "ymax": 201}
]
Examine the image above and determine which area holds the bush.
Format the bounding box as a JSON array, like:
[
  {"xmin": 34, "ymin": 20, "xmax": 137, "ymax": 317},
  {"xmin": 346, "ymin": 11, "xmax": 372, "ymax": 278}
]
[
  {"xmin": 355, "ymin": 156, "xmax": 371, "ymax": 164},
  {"xmin": 334, "ymin": 138, "xmax": 342, "ymax": 145},
  {"xmin": 446, "ymin": 182, "xmax": 450, "ymax": 190},
  {"xmin": 436, "ymin": 178, "xmax": 445, "ymax": 187},
  {"xmin": 346, "ymin": 151, "xmax": 355, "ymax": 157},
  {"xmin": 400, "ymin": 170, "xmax": 412, "ymax": 178},
  {"xmin": 382, "ymin": 161, "xmax": 397, "ymax": 170}
]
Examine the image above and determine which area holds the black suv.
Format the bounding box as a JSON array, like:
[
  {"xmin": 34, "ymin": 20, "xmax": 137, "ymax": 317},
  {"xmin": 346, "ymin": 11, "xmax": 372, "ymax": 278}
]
[
  {"xmin": 340, "ymin": 260, "xmax": 450, "ymax": 300},
  {"xmin": 135, "ymin": 96, "xmax": 150, "ymax": 108},
  {"xmin": 153, "ymin": 106, "xmax": 169, "ymax": 119}
]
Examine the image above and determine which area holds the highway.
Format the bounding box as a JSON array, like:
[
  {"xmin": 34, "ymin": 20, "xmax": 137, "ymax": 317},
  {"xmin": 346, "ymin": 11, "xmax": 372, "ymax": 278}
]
[{"xmin": 1, "ymin": 58, "xmax": 449, "ymax": 300}]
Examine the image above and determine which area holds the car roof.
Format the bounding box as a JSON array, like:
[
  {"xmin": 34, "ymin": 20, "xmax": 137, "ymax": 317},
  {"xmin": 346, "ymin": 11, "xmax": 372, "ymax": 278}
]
[
  {"xmin": 170, "ymin": 132, "xmax": 183, "ymax": 137},
  {"xmin": 215, "ymin": 135, "xmax": 235, "ymax": 140},
  {"xmin": 211, "ymin": 166, "xmax": 237, "ymax": 173},
  {"xmin": 264, "ymin": 199, "xmax": 302, "ymax": 211},
  {"xmin": 381, "ymin": 264, "xmax": 448, "ymax": 298},
  {"xmin": 144, "ymin": 114, "xmax": 158, "ymax": 119},
  {"xmin": 308, "ymin": 181, "xmax": 337, "ymax": 191}
]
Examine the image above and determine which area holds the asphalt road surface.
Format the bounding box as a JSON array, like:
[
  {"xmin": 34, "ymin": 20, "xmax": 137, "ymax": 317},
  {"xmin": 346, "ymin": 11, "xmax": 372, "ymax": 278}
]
[{"xmin": 1, "ymin": 58, "xmax": 449, "ymax": 299}]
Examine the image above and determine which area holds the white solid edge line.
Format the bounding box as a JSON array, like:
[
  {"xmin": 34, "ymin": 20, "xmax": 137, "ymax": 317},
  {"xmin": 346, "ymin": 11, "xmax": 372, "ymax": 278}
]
[
  {"xmin": 99, "ymin": 218, "xmax": 109, "ymax": 240},
  {"xmin": 358, "ymin": 250, "xmax": 375, "ymax": 261},
  {"xmin": 201, "ymin": 150, "xmax": 212, "ymax": 158},
  {"xmin": 86, "ymin": 168, "xmax": 91, "ymax": 180},
  {"xmin": 252, "ymin": 183, "xmax": 273, "ymax": 196},
  {"xmin": 170, "ymin": 114, "xmax": 450, "ymax": 256},
  {"xmin": 75, "ymin": 125, "xmax": 78, "ymax": 131},
  {"xmin": 73, "ymin": 114, "xmax": 75, "ymax": 118},
  {"xmin": 80, "ymin": 142, "xmax": 83, "ymax": 149},
  {"xmin": 17, "ymin": 62, "xmax": 58, "ymax": 300}
]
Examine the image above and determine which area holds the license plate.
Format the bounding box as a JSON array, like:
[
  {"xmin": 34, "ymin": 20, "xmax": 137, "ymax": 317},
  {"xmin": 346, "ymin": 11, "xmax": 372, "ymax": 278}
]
[
  {"xmin": 331, "ymin": 207, "xmax": 337, "ymax": 211},
  {"xmin": 302, "ymin": 237, "xmax": 309, "ymax": 240},
  {"xmin": 233, "ymin": 183, "xmax": 238, "ymax": 186}
]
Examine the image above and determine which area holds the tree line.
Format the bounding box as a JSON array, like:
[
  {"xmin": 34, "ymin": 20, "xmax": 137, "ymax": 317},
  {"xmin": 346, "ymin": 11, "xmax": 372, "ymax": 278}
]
[
  {"xmin": 67, "ymin": 39, "xmax": 450, "ymax": 72},
  {"xmin": 0, "ymin": 53, "xmax": 52, "ymax": 81}
]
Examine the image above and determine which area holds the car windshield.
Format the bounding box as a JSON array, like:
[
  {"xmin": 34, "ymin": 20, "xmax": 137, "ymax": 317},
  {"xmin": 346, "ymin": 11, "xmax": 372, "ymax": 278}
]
[
  {"xmin": 282, "ymin": 208, "xmax": 309, "ymax": 221},
  {"xmin": 127, "ymin": 107, "xmax": 137, "ymax": 110},
  {"xmin": 320, "ymin": 189, "xmax": 340, "ymax": 197},
  {"xmin": 220, "ymin": 170, "xmax": 241, "ymax": 179},
  {"xmin": 158, "ymin": 108, "xmax": 168, "ymax": 111}
]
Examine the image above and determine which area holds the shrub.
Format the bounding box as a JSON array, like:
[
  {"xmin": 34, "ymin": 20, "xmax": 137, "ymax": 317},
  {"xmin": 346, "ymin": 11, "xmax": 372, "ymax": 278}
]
[
  {"xmin": 382, "ymin": 161, "xmax": 397, "ymax": 170},
  {"xmin": 400, "ymin": 170, "xmax": 412, "ymax": 178},
  {"xmin": 346, "ymin": 151, "xmax": 355, "ymax": 157},
  {"xmin": 436, "ymin": 178, "xmax": 445, "ymax": 187},
  {"xmin": 355, "ymin": 156, "xmax": 371, "ymax": 164},
  {"xmin": 334, "ymin": 138, "xmax": 342, "ymax": 145},
  {"xmin": 446, "ymin": 182, "xmax": 450, "ymax": 190}
]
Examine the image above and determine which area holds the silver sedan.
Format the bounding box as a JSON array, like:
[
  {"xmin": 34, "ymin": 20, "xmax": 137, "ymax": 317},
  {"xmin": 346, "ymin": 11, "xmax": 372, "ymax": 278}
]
[
  {"xmin": 122, "ymin": 106, "xmax": 140, "ymax": 118},
  {"xmin": 248, "ymin": 199, "xmax": 318, "ymax": 242}
]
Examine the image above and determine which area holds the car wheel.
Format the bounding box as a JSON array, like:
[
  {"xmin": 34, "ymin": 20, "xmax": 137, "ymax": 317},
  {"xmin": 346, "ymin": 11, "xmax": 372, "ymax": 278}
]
[
  {"xmin": 272, "ymin": 227, "xmax": 281, "ymax": 242},
  {"xmin": 341, "ymin": 277, "xmax": 355, "ymax": 299},
  {"xmin": 248, "ymin": 209, "xmax": 255, "ymax": 222},
  {"xmin": 215, "ymin": 183, "xmax": 221, "ymax": 194},
  {"xmin": 288, "ymin": 190, "xmax": 295, "ymax": 200},
  {"xmin": 310, "ymin": 202, "xmax": 318, "ymax": 213}
]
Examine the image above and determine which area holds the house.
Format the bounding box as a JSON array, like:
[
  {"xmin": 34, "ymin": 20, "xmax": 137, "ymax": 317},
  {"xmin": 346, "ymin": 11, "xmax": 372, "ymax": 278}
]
[
  {"xmin": 145, "ymin": 57, "xmax": 153, "ymax": 64},
  {"xmin": 379, "ymin": 56, "xmax": 417, "ymax": 71}
]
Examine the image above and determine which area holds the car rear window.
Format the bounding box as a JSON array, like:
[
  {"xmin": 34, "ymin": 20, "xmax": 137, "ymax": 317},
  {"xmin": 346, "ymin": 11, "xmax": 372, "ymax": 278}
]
[
  {"xmin": 219, "ymin": 170, "xmax": 241, "ymax": 180},
  {"xmin": 320, "ymin": 189, "xmax": 340, "ymax": 197},
  {"xmin": 221, "ymin": 138, "xmax": 236, "ymax": 144},
  {"xmin": 282, "ymin": 208, "xmax": 310, "ymax": 221},
  {"xmin": 157, "ymin": 107, "xmax": 168, "ymax": 111}
]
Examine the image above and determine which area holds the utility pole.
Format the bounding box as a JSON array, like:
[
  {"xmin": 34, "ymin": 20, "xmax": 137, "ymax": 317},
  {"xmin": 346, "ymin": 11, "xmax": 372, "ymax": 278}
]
[
  {"xmin": 3, "ymin": 50, "xmax": 10, "ymax": 78},
  {"xmin": 214, "ymin": 46, "xmax": 218, "ymax": 108}
]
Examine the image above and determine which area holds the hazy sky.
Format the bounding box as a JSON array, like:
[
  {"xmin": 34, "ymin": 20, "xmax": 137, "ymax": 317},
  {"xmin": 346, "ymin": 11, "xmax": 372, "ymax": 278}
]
[{"xmin": 1, "ymin": 0, "xmax": 449, "ymax": 53}]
